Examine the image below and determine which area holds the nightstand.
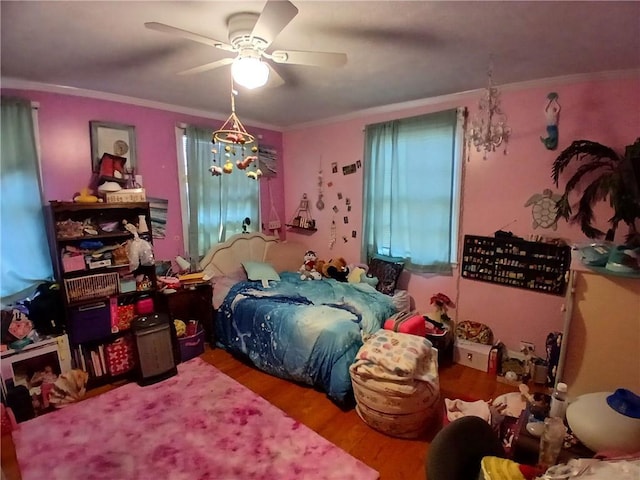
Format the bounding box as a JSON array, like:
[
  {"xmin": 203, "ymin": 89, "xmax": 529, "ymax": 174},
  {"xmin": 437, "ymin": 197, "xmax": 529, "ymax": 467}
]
[
  {"xmin": 156, "ymin": 283, "xmax": 214, "ymax": 346},
  {"xmin": 427, "ymin": 328, "xmax": 454, "ymax": 366}
]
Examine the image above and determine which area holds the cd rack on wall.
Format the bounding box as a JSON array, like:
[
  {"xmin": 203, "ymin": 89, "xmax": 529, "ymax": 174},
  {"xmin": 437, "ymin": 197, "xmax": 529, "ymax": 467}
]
[{"xmin": 461, "ymin": 234, "xmax": 571, "ymax": 295}]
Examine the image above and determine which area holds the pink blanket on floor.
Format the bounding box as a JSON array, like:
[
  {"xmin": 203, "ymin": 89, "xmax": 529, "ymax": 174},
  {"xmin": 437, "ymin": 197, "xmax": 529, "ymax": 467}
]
[{"xmin": 13, "ymin": 357, "xmax": 378, "ymax": 480}]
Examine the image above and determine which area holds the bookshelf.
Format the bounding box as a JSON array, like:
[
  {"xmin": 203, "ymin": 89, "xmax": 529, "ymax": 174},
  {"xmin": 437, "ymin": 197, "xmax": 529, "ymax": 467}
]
[{"xmin": 46, "ymin": 201, "xmax": 158, "ymax": 387}]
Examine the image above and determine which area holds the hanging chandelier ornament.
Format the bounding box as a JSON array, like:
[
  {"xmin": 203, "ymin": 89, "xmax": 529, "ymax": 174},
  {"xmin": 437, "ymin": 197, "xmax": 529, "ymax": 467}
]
[
  {"xmin": 212, "ymin": 79, "xmax": 257, "ymax": 146},
  {"xmin": 209, "ymin": 76, "xmax": 261, "ymax": 179},
  {"xmin": 466, "ymin": 63, "xmax": 512, "ymax": 160}
]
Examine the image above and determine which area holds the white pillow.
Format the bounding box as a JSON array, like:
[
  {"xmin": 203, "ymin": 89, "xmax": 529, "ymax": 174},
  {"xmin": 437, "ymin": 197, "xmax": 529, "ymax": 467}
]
[{"xmin": 242, "ymin": 261, "xmax": 281, "ymax": 282}]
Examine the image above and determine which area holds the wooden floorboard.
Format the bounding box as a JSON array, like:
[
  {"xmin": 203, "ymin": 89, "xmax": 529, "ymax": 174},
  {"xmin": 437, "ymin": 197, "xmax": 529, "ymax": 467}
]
[{"xmin": 1, "ymin": 346, "xmax": 520, "ymax": 480}]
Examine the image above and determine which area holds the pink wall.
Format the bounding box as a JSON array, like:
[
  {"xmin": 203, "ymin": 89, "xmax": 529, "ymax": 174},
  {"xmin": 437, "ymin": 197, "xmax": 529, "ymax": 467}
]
[
  {"xmin": 4, "ymin": 74, "xmax": 638, "ymax": 354},
  {"xmin": 1, "ymin": 89, "xmax": 284, "ymax": 262},
  {"xmin": 283, "ymin": 74, "xmax": 640, "ymax": 353}
]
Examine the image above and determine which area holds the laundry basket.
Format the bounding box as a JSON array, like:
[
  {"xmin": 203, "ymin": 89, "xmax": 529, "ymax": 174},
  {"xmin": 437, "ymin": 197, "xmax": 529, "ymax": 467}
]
[{"xmin": 349, "ymin": 329, "xmax": 441, "ymax": 438}]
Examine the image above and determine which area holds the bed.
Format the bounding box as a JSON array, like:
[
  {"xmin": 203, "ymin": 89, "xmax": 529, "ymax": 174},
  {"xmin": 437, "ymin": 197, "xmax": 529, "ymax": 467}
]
[{"xmin": 199, "ymin": 232, "xmax": 398, "ymax": 405}]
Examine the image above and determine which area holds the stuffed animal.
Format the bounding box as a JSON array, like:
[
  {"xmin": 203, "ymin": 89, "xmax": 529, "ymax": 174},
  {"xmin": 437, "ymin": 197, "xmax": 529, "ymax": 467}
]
[
  {"xmin": 346, "ymin": 266, "xmax": 379, "ymax": 287},
  {"xmin": 347, "ymin": 266, "xmax": 366, "ymax": 283},
  {"xmin": 236, "ymin": 155, "xmax": 257, "ymax": 170},
  {"xmin": 48, "ymin": 369, "xmax": 89, "ymax": 408},
  {"xmin": 318, "ymin": 257, "xmax": 349, "ymax": 282},
  {"xmin": 299, "ymin": 250, "xmax": 322, "ymax": 280}
]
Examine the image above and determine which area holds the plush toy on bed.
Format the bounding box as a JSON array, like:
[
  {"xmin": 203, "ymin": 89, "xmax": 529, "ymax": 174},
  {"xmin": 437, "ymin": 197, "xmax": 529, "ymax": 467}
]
[
  {"xmin": 317, "ymin": 257, "xmax": 350, "ymax": 282},
  {"xmin": 299, "ymin": 250, "xmax": 322, "ymax": 280},
  {"xmin": 347, "ymin": 265, "xmax": 379, "ymax": 287}
]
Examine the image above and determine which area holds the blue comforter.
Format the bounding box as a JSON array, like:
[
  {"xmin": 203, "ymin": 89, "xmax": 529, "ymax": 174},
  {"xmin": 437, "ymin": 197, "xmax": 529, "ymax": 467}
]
[{"xmin": 216, "ymin": 272, "xmax": 397, "ymax": 404}]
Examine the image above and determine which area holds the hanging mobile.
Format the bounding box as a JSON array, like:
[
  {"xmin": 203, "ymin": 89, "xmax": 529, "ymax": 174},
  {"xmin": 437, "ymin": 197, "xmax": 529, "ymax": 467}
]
[{"xmin": 209, "ymin": 146, "xmax": 222, "ymax": 176}]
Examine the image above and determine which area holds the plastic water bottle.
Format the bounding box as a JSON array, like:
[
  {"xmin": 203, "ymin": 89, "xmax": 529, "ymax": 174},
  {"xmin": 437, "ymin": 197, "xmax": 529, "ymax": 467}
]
[
  {"xmin": 549, "ymin": 382, "xmax": 568, "ymax": 420},
  {"xmin": 538, "ymin": 416, "xmax": 567, "ymax": 469}
]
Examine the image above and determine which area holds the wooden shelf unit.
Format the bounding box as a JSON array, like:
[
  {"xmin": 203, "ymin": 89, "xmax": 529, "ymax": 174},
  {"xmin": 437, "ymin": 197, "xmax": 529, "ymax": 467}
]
[{"xmin": 46, "ymin": 201, "xmax": 158, "ymax": 387}]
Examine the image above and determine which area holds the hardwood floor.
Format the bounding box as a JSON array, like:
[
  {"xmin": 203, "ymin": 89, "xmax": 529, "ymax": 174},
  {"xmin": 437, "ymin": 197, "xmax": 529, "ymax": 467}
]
[{"xmin": 1, "ymin": 347, "xmax": 520, "ymax": 480}]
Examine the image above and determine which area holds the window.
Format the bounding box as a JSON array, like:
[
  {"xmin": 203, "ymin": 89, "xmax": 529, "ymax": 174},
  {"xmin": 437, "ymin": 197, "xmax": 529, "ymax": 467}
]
[
  {"xmin": 362, "ymin": 108, "xmax": 464, "ymax": 274},
  {"xmin": 177, "ymin": 125, "xmax": 259, "ymax": 260},
  {"xmin": 1, "ymin": 97, "xmax": 53, "ymax": 301}
]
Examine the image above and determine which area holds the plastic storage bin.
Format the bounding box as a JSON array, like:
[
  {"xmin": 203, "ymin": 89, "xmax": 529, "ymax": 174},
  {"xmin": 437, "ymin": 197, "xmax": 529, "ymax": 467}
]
[
  {"xmin": 68, "ymin": 301, "xmax": 111, "ymax": 344},
  {"xmin": 178, "ymin": 328, "xmax": 205, "ymax": 362}
]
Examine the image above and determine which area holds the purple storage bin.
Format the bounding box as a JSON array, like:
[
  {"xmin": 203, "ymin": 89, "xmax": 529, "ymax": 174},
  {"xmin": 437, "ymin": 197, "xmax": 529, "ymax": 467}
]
[
  {"xmin": 178, "ymin": 328, "xmax": 205, "ymax": 362},
  {"xmin": 68, "ymin": 301, "xmax": 111, "ymax": 344}
]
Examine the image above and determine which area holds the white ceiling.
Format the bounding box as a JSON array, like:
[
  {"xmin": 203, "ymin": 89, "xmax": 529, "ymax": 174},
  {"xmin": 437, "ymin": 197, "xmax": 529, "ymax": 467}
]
[{"xmin": 1, "ymin": 1, "xmax": 639, "ymax": 129}]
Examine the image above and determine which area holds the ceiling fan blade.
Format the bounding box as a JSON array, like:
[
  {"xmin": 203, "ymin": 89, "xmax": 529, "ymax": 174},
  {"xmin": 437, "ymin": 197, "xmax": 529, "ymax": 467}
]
[
  {"xmin": 266, "ymin": 62, "xmax": 285, "ymax": 88},
  {"xmin": 177, "ymin": 57, "xmax": 235, "ymax": 76},
  {"xmin": 144, "ymin": 22, "xmax": 235, "ymax": 52},
  {"xmin": 270, "ymin": 50, "xmax": 347, "ymax": 67},
  {"xmin": 250, "ymin": 0, "xmax": 299, "ymax": 47}
]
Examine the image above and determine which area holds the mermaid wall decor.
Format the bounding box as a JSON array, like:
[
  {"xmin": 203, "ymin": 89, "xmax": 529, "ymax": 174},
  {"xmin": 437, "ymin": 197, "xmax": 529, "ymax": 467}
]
[{"xmin": 541, "ymin": 92, "xmax": 560, "ymax": 150}]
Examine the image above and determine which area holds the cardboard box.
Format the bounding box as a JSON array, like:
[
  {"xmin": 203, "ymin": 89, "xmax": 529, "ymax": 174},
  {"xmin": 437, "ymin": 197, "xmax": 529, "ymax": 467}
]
[
  {"xmin": 105, "ymin": 188, "xmax": 146, "ymax": 203},
  {"xmin": 453, "ymin": 338, "xmax": 492, "ymax": 372}
]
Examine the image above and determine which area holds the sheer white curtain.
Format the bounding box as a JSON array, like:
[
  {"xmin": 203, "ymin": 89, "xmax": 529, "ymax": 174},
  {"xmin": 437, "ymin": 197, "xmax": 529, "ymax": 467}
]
[
  {"xmin": 183, "ymin": 125, "xmax": 259, "ymax": 260},
  {"xmin": 362, "ymin": 108, "xmax": 463, "ymax": 274},
  {"xmin": 1, "ymin": 97, "xmax": 53, "ymax": 301}
]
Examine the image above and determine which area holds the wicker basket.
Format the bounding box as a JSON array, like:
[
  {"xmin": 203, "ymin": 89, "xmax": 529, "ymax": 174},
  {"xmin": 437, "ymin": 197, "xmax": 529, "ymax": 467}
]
[{"xmin": 64, "ymin": 272, "xmax": 120, "ymax": 303}]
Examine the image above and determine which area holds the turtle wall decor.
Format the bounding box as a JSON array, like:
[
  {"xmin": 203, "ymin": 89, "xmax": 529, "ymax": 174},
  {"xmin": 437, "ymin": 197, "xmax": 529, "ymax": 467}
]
[{"xmin": 524, "ymin": 188, "xmax": 562, "ymax": 230}]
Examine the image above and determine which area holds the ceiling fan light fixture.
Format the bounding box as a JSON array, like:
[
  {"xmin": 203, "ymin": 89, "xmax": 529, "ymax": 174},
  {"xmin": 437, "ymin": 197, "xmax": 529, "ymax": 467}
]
[{"xmin": 231, "ymin": 56, "xmax": 269, "ymax": 90}]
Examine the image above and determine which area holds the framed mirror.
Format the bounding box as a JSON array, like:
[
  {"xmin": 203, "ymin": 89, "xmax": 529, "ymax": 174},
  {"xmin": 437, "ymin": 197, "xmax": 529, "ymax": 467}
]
[{"xmin": 90, "ymin": 121, "xmax": 137, "ymax": 172}]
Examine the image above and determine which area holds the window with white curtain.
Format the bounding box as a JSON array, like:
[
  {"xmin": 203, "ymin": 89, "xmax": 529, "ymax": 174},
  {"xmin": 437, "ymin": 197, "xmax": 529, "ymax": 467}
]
[
  {"xmin": 177, "ymin": 125, "xmax": 259, "ymax": 261},
  {"xmin": 362, "ymin": 108, "xmax": 464, "ymax": 274},
  {"xmin": 1, "ymin": 97, "xmax": 53, "ymax": 302}
]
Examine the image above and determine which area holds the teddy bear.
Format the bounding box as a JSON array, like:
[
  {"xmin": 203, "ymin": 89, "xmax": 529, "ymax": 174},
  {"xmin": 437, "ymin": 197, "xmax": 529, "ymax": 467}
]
[
  {"xmin": 317, "ymin": 257, "xmax": 350, "ymax": 282},
  {"xmin": 299, "ymin": 250, "xmax": 322, "ymax": 280}
]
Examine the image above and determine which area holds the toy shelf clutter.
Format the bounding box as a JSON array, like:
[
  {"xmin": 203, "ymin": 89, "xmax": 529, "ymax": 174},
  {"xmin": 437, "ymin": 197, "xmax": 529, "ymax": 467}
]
[{"xmin": 46, "ymin": 201, "xmax": 159, "ymax": 389}]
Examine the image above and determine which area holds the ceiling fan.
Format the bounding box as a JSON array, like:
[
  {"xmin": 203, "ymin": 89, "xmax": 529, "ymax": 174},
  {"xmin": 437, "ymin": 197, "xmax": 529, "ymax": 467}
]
[{"xmin": 145, "ymin": 0, "xmax": 347, "ymax": 89}]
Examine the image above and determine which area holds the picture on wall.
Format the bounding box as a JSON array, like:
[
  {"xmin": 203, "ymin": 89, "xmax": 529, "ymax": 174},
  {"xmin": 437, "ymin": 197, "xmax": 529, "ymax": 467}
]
[
  {"xmin": 90, "ymin": 121, "xmax": 137, "ymax": 173},
  {"xmin": 147, "ymin": 197, "xmax": 168, "ymax": 239},
  {"xmin": 258, "ymin": 145, "xmax": 277, "ymax": 177}
]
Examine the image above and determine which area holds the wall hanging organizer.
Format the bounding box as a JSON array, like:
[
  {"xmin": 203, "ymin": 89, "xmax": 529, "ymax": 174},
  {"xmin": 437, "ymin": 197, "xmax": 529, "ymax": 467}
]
[{"xmin": 461, "ymin": 234, "xmax": 571, "ymax": 295}]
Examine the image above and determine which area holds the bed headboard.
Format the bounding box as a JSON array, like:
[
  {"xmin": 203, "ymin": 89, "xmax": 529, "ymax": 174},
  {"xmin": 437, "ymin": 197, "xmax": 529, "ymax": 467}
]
[
  {"xmin": 200, "ymin": 232, "xmax": 278, "ymax": 278},
  {"xmin": 199, "ymin": 232, "xmax": 307, "ymax": 278}
]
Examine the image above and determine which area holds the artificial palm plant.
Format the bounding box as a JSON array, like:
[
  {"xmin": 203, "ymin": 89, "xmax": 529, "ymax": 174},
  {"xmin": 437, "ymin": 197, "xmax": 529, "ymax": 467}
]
[{"xmin": 552, "ymin": 138, "xmax": 640, "ymax": 246}]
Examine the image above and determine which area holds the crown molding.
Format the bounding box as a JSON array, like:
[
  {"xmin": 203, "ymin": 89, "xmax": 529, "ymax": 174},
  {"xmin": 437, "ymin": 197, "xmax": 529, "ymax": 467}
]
[
  {"xmin": 287, "ymin": 68, "xmax": 640, "ymax": 131},
  {"xmin": 3, "ymin": 69, "xmax": 637, "ymax": 133},
  {"xmin": 0, "ymin": 77, "xmax": 284, "ymax": 132}
]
